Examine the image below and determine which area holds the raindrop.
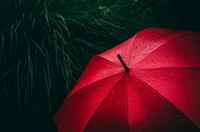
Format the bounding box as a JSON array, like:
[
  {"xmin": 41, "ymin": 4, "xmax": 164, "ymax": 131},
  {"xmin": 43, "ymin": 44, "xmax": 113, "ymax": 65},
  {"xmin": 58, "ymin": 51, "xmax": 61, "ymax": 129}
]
[
  {"xmin": 170, "ymin": 72, "xmax": 174, "ymax": 76},
  {"xmin": 122, "ymin": 98, "xmax": 125, "ymax": 101}
]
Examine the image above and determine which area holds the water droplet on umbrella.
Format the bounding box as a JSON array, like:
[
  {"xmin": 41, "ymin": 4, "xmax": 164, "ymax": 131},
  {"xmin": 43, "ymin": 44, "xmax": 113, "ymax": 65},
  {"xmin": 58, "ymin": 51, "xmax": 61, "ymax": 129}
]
[{"xmin": 170, "ymin": 72, "xmax": 174, "ymax": 76}]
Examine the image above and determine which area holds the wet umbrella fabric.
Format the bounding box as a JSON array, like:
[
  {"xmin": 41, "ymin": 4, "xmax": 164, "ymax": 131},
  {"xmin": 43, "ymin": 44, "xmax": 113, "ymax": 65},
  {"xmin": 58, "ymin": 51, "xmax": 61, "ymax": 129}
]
[{"xmin": 53, "ymin": 28, "xmax": 200, "ymax": 132}]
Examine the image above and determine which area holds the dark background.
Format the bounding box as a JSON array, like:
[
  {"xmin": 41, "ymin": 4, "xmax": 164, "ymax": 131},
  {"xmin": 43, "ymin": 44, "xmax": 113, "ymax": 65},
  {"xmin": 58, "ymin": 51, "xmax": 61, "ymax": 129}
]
[{"xmin": 0, "ymin": 0, "xmax": 200, "ymax": 131}]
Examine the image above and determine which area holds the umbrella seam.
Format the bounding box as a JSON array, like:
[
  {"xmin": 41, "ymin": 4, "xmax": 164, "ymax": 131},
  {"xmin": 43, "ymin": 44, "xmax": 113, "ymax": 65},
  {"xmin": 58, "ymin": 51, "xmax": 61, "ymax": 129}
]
[
  {"xmin": 129, "ymin": 72, "xmax": 152, "ymax": 123},
  {"xmin": 131, "ymin": 67, "xmax": 200, "ymax": 70},
  {"xmin": 67, "ymin": 72, "xmax": 124, "ymax": 100},
  {"xmin": 131, "ymin": 32, "xmax": 196, "ymax": 67},
  {"xmin": 94, "ymin": 55, "xmax": 122, "ymax": 67},
  {"xmin": 131, "ymin": 30, "xmax": 177, "ymax": 65},
  {"xmin": 130, "ymin": 73, "xmax": 200, "ymax": 129},
  {"xmin": 83, "ymin": 73, "xmax": 125, "ymax": 131},
  {"xmin": 126, "ymin": 73, "xmax": 130, "ymax": 131},
  {"xmin": 127, "ymin": 28, "xmax": 163, "ymax": 65},
  {"xmin": 95, "ymin": 55, "xmax": 124, "ymax": 67},
  {"xmin": 128, "ymin": 32, "xmax": 138, "ymax": 66}
]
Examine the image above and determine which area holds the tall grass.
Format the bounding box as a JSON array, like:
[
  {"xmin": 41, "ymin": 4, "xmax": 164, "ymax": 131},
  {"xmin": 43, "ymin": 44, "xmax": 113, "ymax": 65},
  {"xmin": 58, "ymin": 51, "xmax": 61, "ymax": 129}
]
[
  {"xmin": 0, "ymin": 0, "xmax": 127, "ymax": 123},
  {"xmin": 1, "ymin": 0, "xmax": 200, "ymax": 131}
]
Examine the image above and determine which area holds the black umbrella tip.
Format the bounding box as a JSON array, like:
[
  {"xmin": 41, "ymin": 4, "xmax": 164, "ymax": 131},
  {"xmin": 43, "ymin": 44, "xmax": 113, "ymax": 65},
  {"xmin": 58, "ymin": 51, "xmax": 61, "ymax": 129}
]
[
  {"xmin": 125, "ymin": 67, "xmax": 130, "ymax": 72},
  {"xmin": 117, "ymin": 54, "xmax": 130, "ymax": 72}
]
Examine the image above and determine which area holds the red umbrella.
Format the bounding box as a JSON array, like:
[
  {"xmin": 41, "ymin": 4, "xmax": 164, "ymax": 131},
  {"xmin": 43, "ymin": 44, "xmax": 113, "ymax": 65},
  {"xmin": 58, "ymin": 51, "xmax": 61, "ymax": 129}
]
[{"xmin": 53, "ymin": 28, "xmax": 200, "ymax": 132}]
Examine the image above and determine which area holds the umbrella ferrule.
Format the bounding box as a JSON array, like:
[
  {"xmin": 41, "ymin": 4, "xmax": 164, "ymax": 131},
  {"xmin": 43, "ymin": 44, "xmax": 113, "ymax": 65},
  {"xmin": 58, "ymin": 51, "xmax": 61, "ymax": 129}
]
[{"xmin": 117, "ymin": 54, "xmax": 130, "ymax": 72}]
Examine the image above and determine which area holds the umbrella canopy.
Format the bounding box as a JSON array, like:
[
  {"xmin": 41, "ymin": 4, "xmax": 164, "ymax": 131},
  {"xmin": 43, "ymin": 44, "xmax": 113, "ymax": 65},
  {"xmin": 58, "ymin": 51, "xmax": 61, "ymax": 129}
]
[{"xmin": 53, "ymin": 28, "xmax": 200, "ymax": 132}]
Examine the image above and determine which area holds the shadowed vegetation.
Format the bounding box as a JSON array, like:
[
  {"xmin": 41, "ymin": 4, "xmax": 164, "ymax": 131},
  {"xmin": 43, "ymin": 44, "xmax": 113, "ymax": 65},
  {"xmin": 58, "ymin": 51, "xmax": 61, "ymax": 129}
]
[{"xmin": 0, "ymin": 0, "xmax": 200, "ymax": 131}]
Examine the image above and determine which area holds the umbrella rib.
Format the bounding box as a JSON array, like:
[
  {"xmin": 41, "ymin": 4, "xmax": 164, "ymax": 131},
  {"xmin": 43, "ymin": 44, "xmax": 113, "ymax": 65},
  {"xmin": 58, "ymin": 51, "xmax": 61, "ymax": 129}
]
[
  {"xmin": 131, "ymin": 74, "xmax": 200, "ymax": 129},
  {"xmin": 96, "ymin": 55, "xmax": 122, "ymax": 67},
  {"xmin": 131, "ymin": 32, "xmax": 196, "ymax": 67},
  {"xmin": 128, "ymin": 32, "xmax": 139, "ymax": 65},
  {"xmin": 67, "ymin": 72, "xmax": 124, "ymax": 100},
  {"xmin": 131, "ymin": 66, "xmax": 200, "ymax": 71},
  {"xmin": 129, "ymin": 73, "xmax": 151, "ymax": 114},
  {"xmin": 130, "ymin": 30, "xmax": 177, "ymax": 65},
  {"xmin": 83, "ymin": 73, "xmax": 125, "ymax": 131},
  {"xmin": 127, "ymin": 73, "xmax": 146, "ymax": 130},
  {"xmin": 125, "ymin": 74, "xmax": 130, "ymax": 131}
]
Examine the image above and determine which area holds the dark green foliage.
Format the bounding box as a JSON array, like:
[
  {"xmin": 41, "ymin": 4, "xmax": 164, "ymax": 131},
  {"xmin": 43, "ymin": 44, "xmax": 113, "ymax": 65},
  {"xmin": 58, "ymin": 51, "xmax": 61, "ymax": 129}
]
[
  {"xmin": 96, "ymin": 0, "xmax": 200, "ymax": 35},
  {"xmin": 0, "ymin": 0, "xmax": 127, "ymax": 131},
  {"xmin": 0, "ymin": 0, "xmax": 200, "ymax": 131}
]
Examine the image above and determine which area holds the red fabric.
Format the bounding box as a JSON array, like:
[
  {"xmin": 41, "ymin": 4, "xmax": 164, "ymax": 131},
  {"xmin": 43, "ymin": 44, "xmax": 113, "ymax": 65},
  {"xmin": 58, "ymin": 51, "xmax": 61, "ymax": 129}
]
[{"xmin": 54, "ymin": 28, "xmax": 200, "ymax": 132}]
